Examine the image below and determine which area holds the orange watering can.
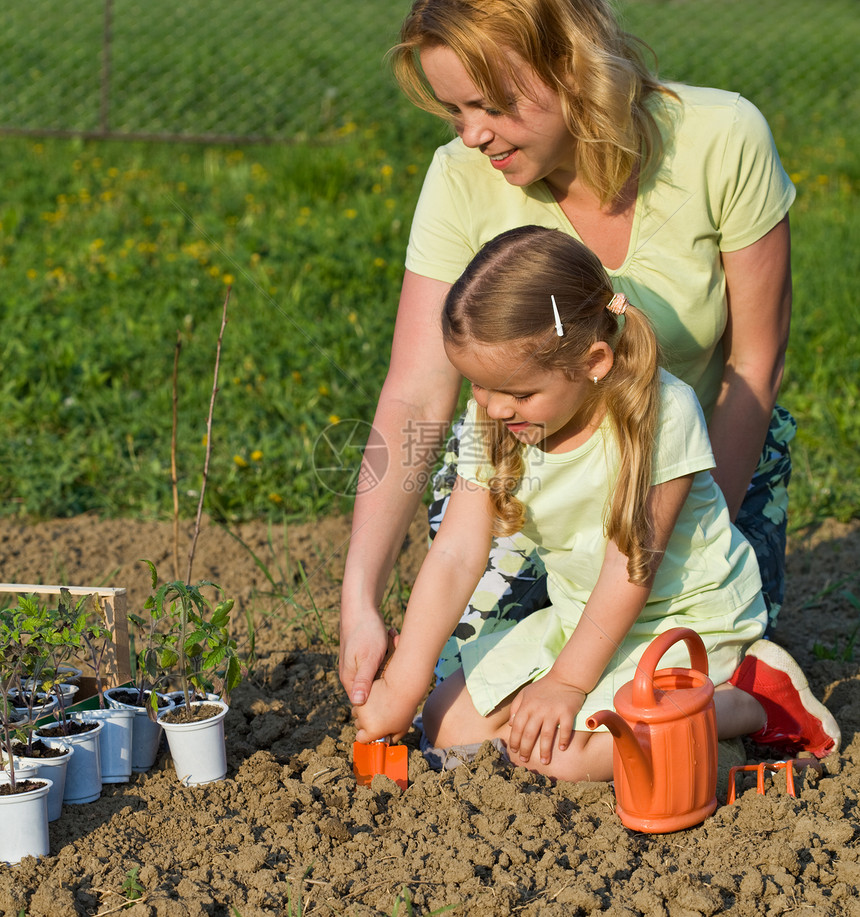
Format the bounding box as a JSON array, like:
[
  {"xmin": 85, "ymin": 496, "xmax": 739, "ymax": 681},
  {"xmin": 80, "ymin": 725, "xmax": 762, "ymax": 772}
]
[{"xmin": 586, "ymin": 627, "xmax": 717, "ymax": 833}]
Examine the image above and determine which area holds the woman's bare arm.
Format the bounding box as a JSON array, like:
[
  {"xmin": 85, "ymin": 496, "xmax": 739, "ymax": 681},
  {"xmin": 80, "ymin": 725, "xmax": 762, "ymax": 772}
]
[{"xmin": 339, "ymin": 270, "xmax": 461, "ymax": 704}]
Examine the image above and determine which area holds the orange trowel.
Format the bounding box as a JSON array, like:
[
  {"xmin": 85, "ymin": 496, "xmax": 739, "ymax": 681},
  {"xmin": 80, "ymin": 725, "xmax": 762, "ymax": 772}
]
[{"xmin": 352, "ymin": 632, "xmax": 408, "ymax": 790}]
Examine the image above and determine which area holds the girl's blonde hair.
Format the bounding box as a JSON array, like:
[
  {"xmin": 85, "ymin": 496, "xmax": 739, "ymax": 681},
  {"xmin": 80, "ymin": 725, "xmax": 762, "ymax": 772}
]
[
  {"xmin": 390, "ymin": 0, "xmax": 675, "ymax": 203},
  {"xmin": 443, "ymin": 225, "xmax": 661, "ymax": 584}
]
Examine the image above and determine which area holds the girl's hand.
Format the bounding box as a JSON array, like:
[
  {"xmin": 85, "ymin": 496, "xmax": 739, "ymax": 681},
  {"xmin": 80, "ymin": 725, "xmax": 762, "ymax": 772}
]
[
  {"xmin": 352, "ymin": 673, "xmax": 417, "ymax": 744},
  {"xmin": 507, "ymin": 671, "xmax": 587, "ymax": 766}
]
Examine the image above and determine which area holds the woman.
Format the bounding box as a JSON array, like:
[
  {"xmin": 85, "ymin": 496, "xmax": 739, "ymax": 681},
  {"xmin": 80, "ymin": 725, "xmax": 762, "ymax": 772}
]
[{"xmin": 339, "ymin": 0, "xmax": 794, "ymax": 708}]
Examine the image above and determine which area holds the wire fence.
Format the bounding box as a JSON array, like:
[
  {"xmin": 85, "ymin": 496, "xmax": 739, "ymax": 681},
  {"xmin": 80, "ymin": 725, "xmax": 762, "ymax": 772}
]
[
  {"xmin": 0, "ymin": 0, "xmax": 407, "ymax": 143},
  {"xmin": 1, "ymin": 0, "xmax": 857, "ymax": 145}
]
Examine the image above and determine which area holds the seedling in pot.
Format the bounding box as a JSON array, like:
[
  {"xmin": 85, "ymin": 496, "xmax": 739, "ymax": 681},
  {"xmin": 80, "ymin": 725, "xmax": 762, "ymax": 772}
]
[
  {"xmin": 0, "ymin": 601, "xmax": 62, "ymax": 789},
  {"xmin": 0, "ymin": 606, "xmax": 32, "ymax": 791},
  {"xmin": 32, "ymin": 590, "xmax": 104, "ymax": 741},
  {"xmin": 140, "ymin": 560, "xmax": 243, "ymax": 723},
  {"xmin": 3, "ymin": 597, "xmax": 57, "ymax": 731},
  {"xmin": 73, "ymin": 592, "xmax": 112, "ymax": 709}
]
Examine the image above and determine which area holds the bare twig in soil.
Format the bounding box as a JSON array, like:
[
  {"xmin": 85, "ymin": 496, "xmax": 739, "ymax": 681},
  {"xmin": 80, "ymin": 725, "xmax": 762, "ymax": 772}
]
[
  {"xmin": 171, "ymin": 330, "xmax": 182, "ymax": 581},
  {"xmin": 92, "ymin": 893, "xmax": 151, "ymax": 917},
  {"xmin": 185, "ymin": 287, "xmax": 230, "ymax": 584}
]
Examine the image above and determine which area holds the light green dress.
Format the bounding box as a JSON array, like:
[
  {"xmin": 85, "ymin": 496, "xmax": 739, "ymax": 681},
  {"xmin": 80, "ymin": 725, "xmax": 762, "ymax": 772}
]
[{"xmin": 456, "ymin": 371, "xmax": 767, "ymax": 730}]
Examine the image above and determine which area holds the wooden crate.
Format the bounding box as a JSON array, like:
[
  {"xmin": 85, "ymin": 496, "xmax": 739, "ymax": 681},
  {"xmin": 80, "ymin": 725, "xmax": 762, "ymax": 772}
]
[{"xmin": 0, "ymin": 583, "xmax": 132, "ymax": 687}]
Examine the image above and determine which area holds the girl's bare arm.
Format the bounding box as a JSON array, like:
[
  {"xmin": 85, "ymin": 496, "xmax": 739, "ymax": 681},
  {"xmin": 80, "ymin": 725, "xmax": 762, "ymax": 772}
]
[{"xmin": 353, "ymin": 476, "xmax": 494, "ymax": 742}]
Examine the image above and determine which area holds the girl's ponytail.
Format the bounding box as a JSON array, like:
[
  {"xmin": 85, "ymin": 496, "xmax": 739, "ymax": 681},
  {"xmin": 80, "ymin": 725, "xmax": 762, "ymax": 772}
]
[{"xmin": 602, "ymin": 304, "xmax": 662, "ymax": 584}]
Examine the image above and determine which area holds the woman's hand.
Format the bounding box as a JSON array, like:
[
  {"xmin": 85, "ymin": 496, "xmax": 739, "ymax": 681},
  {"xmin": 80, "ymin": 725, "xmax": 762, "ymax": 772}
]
[
  {"xmin": 338, "ymin": 609, "xmax": 390, "ymax": 706},
  {"xmin": 507, "ymin": 670, "xmax": 587, "ymax": 766}
]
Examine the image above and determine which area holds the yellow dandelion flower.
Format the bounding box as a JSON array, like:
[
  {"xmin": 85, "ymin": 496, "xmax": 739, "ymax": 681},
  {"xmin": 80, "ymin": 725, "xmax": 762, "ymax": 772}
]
[
  {"xmin": 407, "ymin": 164, "xmax": 419, "ymax": 175},
  {"xmin": 373, "ymin": 257, "xmax": 386, "ymax": 268},
  {"xmin": 329, "ymin": 414, "xmax": 340, "ymax": 425},
  {"xmin": 26, "ymin": 269, "xmax": 38, "ymax": 280},
  {"xmin": 348, "ymin": 311, "xmax": 358, "ymax": 323},
  {"xmin": 344, "ymin": 209, "xmax": 358, "ymax": 219},
  {"xmin": 268, "ymin": 492, "xmax": 284, "ymax": 504},
  {"xmin": 318, "ymin": 384, "xmax": 330, "ymax": 396},
  {"xmin": 372, "ymin": 183, "xmax": 383, "ymax": 194},
  {"xmin": 292, "ymin": 370, "xmax": 303, "ymax": 384},
  {"xmin": 233, "ymin": 454, "xmax": 249, "ymax": 468},
  {"xmin": 208, "ymin": 265, "xmax": 221, "ymax": 277},
  {"xmin": 223, "ymin": 273, "xmax": 234, "ymax": 285},
  {"xmin": 250, "ymin": 450, "xmax": 263, "ymax": 462},
  {"xmin": 380, "ymin": 164, "xmax": 394, "ymax": 177}
]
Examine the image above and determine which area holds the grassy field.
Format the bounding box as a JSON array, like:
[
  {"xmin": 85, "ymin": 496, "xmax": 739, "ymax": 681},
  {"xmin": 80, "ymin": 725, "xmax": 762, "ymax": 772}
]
[{"xmin": 0, "ymin": 0, "xmax": 857, "ymax": 530}]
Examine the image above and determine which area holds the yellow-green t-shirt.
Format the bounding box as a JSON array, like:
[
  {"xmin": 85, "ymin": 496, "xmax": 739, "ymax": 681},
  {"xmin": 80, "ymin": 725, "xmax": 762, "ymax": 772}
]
[{"xmin": 405, "ymin": 84, "xmax": 795, "ymax": 419}]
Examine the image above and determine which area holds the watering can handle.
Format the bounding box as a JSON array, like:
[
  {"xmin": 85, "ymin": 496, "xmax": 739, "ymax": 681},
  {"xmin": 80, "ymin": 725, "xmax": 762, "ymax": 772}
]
[{"xmin": 632, "ymin": 627, "xmax": 709, "ymax": 708}]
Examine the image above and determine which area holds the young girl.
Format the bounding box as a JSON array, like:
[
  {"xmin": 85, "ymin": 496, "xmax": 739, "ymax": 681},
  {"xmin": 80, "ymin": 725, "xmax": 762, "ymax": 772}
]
[{"xmin": 353, "ymin": 227, "xmax": 837, "ymax": 781}]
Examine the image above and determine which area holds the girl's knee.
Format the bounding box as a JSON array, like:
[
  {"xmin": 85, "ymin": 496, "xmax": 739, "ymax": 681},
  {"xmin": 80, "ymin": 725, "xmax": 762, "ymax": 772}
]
[{"xmin": 421, "ymin": 670, "xmax": 467, "ymax": 746}]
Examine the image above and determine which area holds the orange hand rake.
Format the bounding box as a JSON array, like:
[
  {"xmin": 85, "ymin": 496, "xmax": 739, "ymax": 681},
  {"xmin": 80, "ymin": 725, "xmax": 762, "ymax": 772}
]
[
  {"xmin": 352, "ymin": 632, "xmax": 408, "ymax": 790},
  {"xmin": 727, "ymin": 758, "xmax": 822, "ymax": 804}
]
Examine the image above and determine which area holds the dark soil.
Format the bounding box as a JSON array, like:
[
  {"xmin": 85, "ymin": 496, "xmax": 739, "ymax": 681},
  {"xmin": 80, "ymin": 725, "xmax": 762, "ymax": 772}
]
[{"xmin": 1, "ymin": 510, "xmax": 859, "ymax": 916}]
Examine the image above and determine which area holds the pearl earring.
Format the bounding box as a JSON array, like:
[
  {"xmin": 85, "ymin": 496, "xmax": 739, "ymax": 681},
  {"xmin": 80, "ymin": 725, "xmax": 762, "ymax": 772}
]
[{"xmin": 593, "ymin": 375, "xmax": 598, "ymax": 384}]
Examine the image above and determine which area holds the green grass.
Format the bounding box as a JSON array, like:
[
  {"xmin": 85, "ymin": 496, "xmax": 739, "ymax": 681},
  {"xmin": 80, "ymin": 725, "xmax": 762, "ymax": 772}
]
[{"xmin": 0, "ymin": 0, "xmax": 857, "ymax": 529}]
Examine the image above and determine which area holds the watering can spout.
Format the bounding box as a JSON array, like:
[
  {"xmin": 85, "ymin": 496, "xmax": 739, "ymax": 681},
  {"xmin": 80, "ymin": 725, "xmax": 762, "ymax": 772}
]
[{"xmin": 586, "ymin": 709, "xmax": 653, "ymax": 787}]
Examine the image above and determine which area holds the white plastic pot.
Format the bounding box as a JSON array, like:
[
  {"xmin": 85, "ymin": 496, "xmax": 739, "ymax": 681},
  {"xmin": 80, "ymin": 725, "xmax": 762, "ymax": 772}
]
[
  {"xmin": 104, "ymin": 687, "xmax": 174, "ymax": 772},
  {"xmin": 10, "ymin": 692, "xmax": 58, "ymax": 724},
  {"xmin": 158, "ymin": 699, "xmax": 229, "ymax": 786},
  {"xmin": 0, "ymin": 776, "xmax": 52, "ymax": 865},
  {"xmin": 4, "ymin": 744, "xmax": 74, "ymax": 821},
  {"xmin": 84, "ymin": 708, "xmax": 135, "ymax": 783},
  {"xmin": 36, "ymin": 719, "xmax": 104, "ymax": 804}
]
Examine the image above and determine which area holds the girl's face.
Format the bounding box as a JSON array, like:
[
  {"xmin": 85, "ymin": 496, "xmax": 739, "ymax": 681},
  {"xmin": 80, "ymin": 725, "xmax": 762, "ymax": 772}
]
[
  {"xmin": 420, "ymin": 45, "xmax": 576, "ymax": 192},
  {"xmin": 445, "ymin": 338, "xmax": 611, "ymax": 454}
]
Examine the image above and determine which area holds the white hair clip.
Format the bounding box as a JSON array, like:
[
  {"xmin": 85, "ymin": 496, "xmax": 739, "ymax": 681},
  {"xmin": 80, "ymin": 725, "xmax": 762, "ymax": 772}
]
[
  {"xmin": 606, "ymin": 292, "xmax": 629, "ymax": 315},
  {"xmin": 551, "ymin": 295, "xmax": 564, "ymax": 336}
]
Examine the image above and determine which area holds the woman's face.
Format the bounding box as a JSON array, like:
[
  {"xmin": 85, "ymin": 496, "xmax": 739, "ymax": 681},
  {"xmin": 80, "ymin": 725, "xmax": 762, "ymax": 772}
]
[{"xmin": 420, "ymin": 45, "xmax": 576, "ymax": 191}]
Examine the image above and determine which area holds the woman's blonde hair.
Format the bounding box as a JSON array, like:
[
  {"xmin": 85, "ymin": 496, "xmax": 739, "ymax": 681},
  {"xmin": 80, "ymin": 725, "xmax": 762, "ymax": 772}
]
[
  {"xmin": 390, "ymin": 0, "xmax": 674, "ymax": 203},
  {"xmin": 443, "ymin": 225, "xmax": 662, "ymax": 584}
]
